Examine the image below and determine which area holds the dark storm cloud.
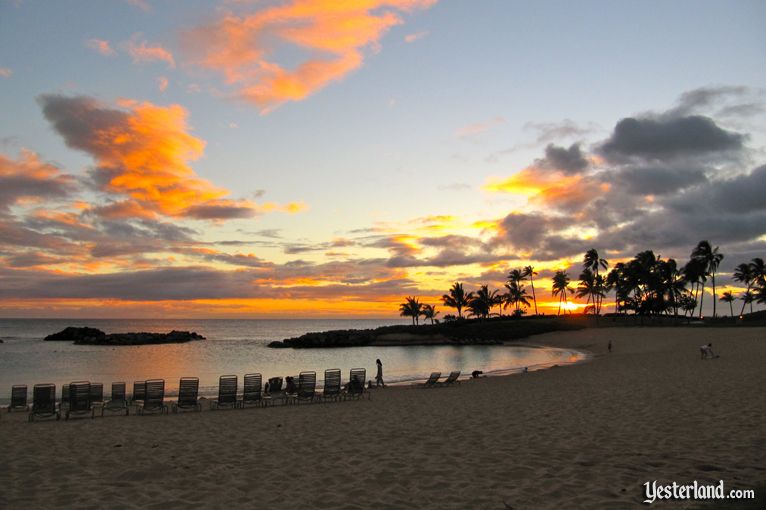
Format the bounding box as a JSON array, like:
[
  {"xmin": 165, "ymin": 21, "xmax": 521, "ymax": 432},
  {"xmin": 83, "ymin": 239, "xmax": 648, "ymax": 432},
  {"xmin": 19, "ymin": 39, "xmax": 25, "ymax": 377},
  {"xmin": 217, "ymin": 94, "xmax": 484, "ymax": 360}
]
[
  {"xmin": 537, "ymin": 143, "xmax": 589, "ymax": 173},
  {"xmin": 665, "ymin": 164, "xmax": 766, "ymax": 214},
  {"xmin": 609, "ymin": 165, "xmax": 708, "ymax": 195},
  {"xmin": 599, "ymin": 115, "xmax": 745, "ymax": 162}
]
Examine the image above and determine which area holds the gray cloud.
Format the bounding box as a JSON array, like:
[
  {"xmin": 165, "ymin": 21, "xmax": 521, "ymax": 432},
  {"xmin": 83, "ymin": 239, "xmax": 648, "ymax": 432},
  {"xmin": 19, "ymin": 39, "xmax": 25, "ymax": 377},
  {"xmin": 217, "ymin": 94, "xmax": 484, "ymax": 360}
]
[
  {"xmin": 609, "ymin": 164, "xmax": 708, "ymax": 195},
  {"xmin": 599, "ymin": 115, "xmax": 745, "ymax": 162},
  {"xmin": 537, "ymin": 143, "xmax": 589, "ymax": 174}
]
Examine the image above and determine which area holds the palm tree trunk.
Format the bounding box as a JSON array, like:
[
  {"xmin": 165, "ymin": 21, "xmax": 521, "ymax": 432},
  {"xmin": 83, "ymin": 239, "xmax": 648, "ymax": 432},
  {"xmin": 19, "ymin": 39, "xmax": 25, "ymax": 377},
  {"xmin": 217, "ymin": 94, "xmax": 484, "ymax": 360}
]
[
  {"xmin": 530, "ymin": 277, "xmax": 538, "ymax": 315},
  {"xmin": 711, "ymin": 272, "xmax": 717, "ymax": 317},
  {"xmin": 557, "ymin": 294, "xmax": 562, "ymax": 316},
  {"xmin": 729, "ymin": 301, "xmax": 733, "ymax": 317},
  {"xmin": 698, "ymin": 283, "xmax": 705, "ymax": 318}
]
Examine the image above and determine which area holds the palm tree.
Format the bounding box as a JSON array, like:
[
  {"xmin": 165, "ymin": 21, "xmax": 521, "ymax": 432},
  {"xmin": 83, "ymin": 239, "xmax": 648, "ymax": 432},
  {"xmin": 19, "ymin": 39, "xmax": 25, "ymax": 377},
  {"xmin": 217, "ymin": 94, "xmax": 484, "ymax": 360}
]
[
  {"xmin": 583, "ymin": 249, "xmax": 608, "ymax": 313},
  {"xmin": 750, "ymin": 257, "xmax": 766, "ymax": 307},
  {"xmin": 741, "ymin": 290, "xmax": 754, "ymax": 315},
  {"xmin": 467, "ymin": 285, "xmax": 496, "ymax": 319},
  {"xmin": 399, "ymin": 296, "xmax": 423, "ymax": 325},
  {"xmin": 719, "ymin": 291, "xmax": 735, "ymax": 317},
  {"xmin": 683, "ymin": 258, "xmax": 707, "ymax": 318},
  {"xmin": 733, "ymin": 262, "xmax": 755, "ymax": 316},
  {"xmin": 421, "ymin": 304, "xmax": 439, "ymax": 324},
  {"xmin": 576, "ymin": 268, "xmax": 597, "ymax": 314},
  {"xmin": 504, "ymin": 281, "xmax": 530, "ymax": 315},
  {"xmin": 523, "ymin": 265, "xmax": 539, "ymax": 315},
  {"xmin": 691, "ymin": 240, "xmax": 724, "ymax": 317},
  {"xmin": 441, "ymin": 282, "xmax": 473, "ymax": 319},
  {"xmin": 551, "ymin": 270, "xmax": 572, "ymax": 315}
]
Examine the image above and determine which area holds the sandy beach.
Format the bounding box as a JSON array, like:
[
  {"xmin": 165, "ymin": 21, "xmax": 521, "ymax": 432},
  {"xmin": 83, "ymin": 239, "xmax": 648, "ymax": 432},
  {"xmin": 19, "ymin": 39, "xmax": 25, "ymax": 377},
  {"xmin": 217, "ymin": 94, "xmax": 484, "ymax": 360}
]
[{"xmin": 0, "ymin": 327, "xmax": 763, "ymax": 509}]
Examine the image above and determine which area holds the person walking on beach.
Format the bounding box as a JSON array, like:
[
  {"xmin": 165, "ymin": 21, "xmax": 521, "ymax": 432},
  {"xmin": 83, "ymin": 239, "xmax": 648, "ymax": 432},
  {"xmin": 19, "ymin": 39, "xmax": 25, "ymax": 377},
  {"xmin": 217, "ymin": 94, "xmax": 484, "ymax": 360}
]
[{"xmin": 375, "ymin": 358, "xmax": 386, "ymax": 387}]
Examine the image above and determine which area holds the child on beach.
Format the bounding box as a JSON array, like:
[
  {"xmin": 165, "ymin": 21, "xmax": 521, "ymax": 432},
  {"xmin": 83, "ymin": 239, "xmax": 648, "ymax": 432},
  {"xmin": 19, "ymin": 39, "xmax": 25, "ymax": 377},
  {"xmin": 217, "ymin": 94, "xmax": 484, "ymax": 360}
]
[
  {"xmin": 375, "ymin": 358, "xmax": 386, "ymax": 387},
  {"xmin": 700, "ymin": 343, "xmax": 715, "ymax": 359}
]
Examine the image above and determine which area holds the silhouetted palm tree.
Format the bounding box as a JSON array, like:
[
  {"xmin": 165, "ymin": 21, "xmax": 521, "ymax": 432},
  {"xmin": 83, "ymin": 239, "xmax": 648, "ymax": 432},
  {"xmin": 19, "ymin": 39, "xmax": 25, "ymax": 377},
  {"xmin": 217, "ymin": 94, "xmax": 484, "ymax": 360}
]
[
  {"xmin": 733, "ymin": 262, "xmax": 755, "ymax": 316},
  {"xmin": 750, "ymin": 258, "xmax": 766, "ymax": 307},
  {"xmin": 583, "ymin": 249, "xmax": 608, "ymax": 314},
  {"xmin": 551, "ymin": 270, "xmax": 572, "ymax": 315},
  {"xmin": 719, "ymin": 291, "xmax": 735, "ymax": 317},
  {"xmin": 441, "ymin": 282, "xmax": 473, "ymax": 319},
  {"xmin": 399, "ymin": 296, "xmax": 423, "ymax": 325},
  {"xmin": 691, "ymin": 240, "xmax": 724, "ymax": 317},
  {"xmin": 421, "ymin": 304, "xmax": 439, "ymax": 324},
  {"xmin": 467, "ymin": 285, "xmax": 496, "ymax": 319},
  {"xmin": 683, "ymin": 258, "xmax": 707, "ymax": 318},
  {"xmin": 740, "ymin": 290, "xmax": 754, "ymax": 314},
  {"xmin": 504, "ymin": 281, "xmax": 530, "ymax": 315},
  {"xmin": 523, "ymin": 265, "xmax": 539, "ymax": 315},
  {"xmin": 576, "ymin": 268, "xmax": 597, "ymax": 314}
]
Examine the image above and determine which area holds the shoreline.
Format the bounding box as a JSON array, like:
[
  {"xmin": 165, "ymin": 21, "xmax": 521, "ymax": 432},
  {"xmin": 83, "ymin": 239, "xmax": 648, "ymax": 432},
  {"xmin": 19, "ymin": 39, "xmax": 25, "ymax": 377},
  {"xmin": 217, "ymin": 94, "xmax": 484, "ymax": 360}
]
[{"xmin": 1, "ymin": 327, "xmax": 763, "ymax": 508}]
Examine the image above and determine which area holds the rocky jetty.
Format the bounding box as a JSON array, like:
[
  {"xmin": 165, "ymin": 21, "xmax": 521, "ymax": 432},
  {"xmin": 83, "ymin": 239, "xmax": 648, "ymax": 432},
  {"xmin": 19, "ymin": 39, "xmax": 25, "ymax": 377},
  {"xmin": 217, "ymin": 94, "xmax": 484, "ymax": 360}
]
[
  {"xmin": 44, "ymin": 327, "xmax": 205, "ymax": 345},
  {"xmin": 268, "ymin": 317, "xmax": 585, "ymax": 349}
]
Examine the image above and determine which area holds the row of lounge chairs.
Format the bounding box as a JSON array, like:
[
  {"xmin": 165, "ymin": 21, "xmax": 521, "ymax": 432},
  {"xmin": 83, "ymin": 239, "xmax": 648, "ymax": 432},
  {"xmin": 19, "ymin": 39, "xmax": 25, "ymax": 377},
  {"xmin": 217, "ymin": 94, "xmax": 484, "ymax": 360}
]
[{"xmin": 8, "ymin": 367, "xmax": 371, "ymax": 422}]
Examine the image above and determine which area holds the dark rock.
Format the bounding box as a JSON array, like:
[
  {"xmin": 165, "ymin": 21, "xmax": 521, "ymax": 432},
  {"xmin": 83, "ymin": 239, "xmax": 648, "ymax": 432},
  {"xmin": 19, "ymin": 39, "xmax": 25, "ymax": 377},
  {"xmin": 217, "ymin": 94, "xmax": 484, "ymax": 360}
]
[
  {"xmin": 44, "ymin": 327, "xmax": 106, "ymax": 342},
  {"xmin": 44, "ymin": 327, "xmax": 205, "ymax": 345}
]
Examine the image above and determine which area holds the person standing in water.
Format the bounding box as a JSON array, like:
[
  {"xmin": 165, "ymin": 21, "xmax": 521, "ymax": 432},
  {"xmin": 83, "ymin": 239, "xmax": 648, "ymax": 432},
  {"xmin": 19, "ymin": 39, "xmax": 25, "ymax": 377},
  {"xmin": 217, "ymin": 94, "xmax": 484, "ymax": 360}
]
[{"xmin": 375, "ymin": 358, "xmax": 386, "ymax": 387}]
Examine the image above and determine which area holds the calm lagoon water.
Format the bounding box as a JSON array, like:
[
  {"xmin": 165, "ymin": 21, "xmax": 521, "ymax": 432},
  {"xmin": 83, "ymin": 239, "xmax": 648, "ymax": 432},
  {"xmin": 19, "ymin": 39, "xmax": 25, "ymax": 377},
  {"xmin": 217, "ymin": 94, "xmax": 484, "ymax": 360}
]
[{"xmin": 0, "ymin": 318, "xmax": 585, "ymax": 403}]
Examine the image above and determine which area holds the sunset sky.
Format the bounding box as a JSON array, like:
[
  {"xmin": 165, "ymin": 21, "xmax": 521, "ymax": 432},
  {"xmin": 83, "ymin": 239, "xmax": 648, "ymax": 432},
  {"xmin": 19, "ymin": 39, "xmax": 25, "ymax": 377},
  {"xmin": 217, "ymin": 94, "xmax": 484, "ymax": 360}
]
[{"xmin": 1, "ymin": 0, "xmax": 765, "ymax": 318}]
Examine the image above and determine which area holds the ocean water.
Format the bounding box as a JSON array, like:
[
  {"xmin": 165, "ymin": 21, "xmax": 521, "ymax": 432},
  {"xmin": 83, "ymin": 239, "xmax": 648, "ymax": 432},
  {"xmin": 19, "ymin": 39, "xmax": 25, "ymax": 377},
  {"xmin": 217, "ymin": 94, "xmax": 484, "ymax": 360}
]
[{"xmin": 0, "ymin": 319, "xmax": 585, "ymax": 403}]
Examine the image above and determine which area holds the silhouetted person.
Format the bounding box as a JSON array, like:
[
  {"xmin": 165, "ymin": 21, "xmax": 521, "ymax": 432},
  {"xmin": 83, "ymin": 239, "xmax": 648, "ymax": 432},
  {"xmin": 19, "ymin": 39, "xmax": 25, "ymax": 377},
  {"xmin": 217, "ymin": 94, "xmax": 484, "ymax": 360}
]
[
  {"xmin": 700, "ymin": 343, "xmax": 715, "ymax": 359},
  {"xmin": 471, "ymin": 370, "xmax": 483, "ymax": 379},
  {"xmin": 608, "ymin": 340, "xmax": 612, "ymax": 353},
  {"xmin": 375, "ymin": 359, "xmax": 386, "ymax": 387}
]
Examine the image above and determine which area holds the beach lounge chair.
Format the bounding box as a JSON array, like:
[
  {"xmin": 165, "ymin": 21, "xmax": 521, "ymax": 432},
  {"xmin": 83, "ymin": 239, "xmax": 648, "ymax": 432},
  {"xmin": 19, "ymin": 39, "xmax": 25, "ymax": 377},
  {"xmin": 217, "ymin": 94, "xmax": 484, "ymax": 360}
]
[
  {"xmin": 321, "ymin": 369, "xmax": 341, "ymax": 402},
  {"xmin": 90, "ymin": 383, "xmax": 104, "ymax": 411},
  {"xmin": 173, "ymin": 377, "xmax": 201, "ymax": 412},
  {"xmin": 138, "ymin": 379, "xmax": 167, "ymax": 415},
  {"xmin": 102, "ymin": 382, "xmax": 129, "ymax": 416},
  {"xmin": 213, "ymin": 375, "xmax": 238, "ymax": 409},
  {"xmin": 295, "ymin": 371, "xmax": 317, "ymax": 404},
  {"xmin": 131, "ymin": 381, "xmax": 146, "ymax": 405},
  {"xmin": 423, "ymin": 372, "xmax": 441, "ymax": 388},
  {"xmin": 344, "ymin": 368, "xmax": 367, "ymax": 400},
  {"xmin": 66, "ymin": 381, "xmax": 94, "ymax": 420},
  {"xmin": 59, "ymin": 384, "xmax": 70, "ymax": 413},
  {"xmin": 439, "ymin": 371, "xmax": 461, "ymax": 386},
  {"xmin": 241, "ymin": 373, "xmax": 269, "ymax": 407},
  {"xmin": 267, "ymin": 376, "xmax": 283, "ymax": 393},
  {"xmin": 9, "ymin": 385, "xmax": 29, "ymax": 412},
  {"xmin": 29, "ymin": 384, "xmax": 59, "ymax": 422}
]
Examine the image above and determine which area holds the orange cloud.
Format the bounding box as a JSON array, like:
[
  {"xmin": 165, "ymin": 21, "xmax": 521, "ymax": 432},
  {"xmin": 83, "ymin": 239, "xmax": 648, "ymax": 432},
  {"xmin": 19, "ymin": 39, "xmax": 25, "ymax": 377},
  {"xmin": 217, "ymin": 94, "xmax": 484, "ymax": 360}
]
[
  {"xmin": 185, "ymin": 0, "xmax": 437, "ymax": 112},
  {"xmin": 39, "ymin": 94, "xmax": 301, "ymax": 220},
  {"xmin": 86, "ymin": 38, "xmax": 116, "ymax": 56},
  {"xmin": 126, "ymin": 36, "xmax": 175, "ymax": 68},
  {"xmin": 484, "ymin": 167, "xmax": 603, "ymax": 213}
]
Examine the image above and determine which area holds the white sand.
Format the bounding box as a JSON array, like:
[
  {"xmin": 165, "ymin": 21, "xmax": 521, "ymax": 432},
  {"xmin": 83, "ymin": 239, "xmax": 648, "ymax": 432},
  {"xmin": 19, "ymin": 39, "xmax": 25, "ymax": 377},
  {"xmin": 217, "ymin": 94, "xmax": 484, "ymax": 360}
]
[{"xmin": 0, "ymin": 327, "xmax": 764, "ymax": 509}]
